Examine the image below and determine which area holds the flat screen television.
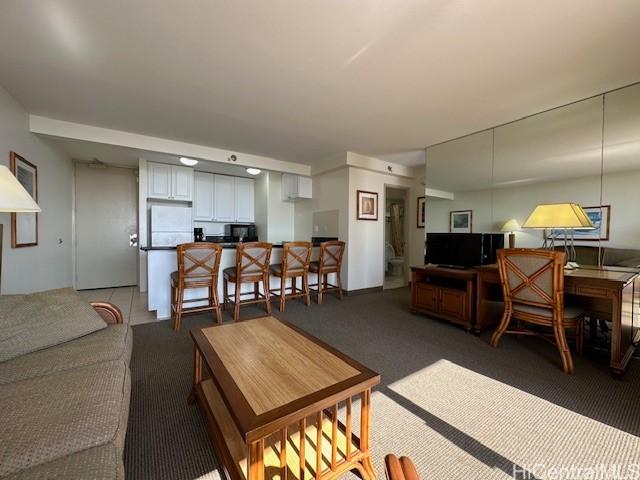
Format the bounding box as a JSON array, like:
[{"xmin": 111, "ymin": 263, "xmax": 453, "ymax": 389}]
[{"xmin": 425, "ymin": 233, "xmax": 504, "ymax": 268}]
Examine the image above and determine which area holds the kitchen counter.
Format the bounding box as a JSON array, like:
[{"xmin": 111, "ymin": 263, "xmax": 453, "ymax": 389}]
[{"xmin": 140, "ymin": 241, "xmax": 325, "ymax": 251}]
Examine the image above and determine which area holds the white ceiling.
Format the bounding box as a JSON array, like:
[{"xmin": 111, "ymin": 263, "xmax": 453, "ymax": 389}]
[{"xmin": 1, "ymin": 1, "xmax": 640, "ymax": 165}]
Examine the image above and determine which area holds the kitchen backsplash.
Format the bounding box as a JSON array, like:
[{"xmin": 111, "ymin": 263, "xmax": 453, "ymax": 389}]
[{"xmin": 193, "ymin": 221, "xmax": 227, "ymax": 236}]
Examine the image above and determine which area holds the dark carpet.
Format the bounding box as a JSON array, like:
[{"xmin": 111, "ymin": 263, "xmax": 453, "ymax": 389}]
[{"xmin": 125, "ymin": 288, "xmax": 640, "ymax": 480}]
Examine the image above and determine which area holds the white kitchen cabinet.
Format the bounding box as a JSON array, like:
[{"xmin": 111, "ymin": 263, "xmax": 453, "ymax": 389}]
[
  {"xmin": 281, "ymin": 174, "xmax": 312, "ymax": 201},
  {"xmin": 148, "ymin": 162, "xmax": 171, "ymax": 199},
  {"xmin": 235, "ymin": 177, "xmax": 255, "ymax": 222},
  {"xmin": 193, "ymin": 171, "xmax": 214, "ymax": 221},
  {"xmin": 214, "ymin": 174, "xmax": 236, "ymax": 222},
  {"xmin": 147, "ymin": 162, "xmax": 193, "ymax": 201}
]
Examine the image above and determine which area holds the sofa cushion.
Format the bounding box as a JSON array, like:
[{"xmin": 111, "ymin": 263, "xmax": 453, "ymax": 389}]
[
  {"xmin": 0, "ymin": 288, "xmax": 107, "ymax": 362},
  {"xmin": 1, "ymin": 445, "xmax": 123, "ymax": 480},
  {"xmin": 0, "ymin": 324, "xmax": 132, "ymax": 385},
  {"xmin": 0, "ymin": 360, "xmax": 130, "ymax": 477}
]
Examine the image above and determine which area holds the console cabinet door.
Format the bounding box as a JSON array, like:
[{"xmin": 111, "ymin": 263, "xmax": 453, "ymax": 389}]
[
  {"xmin": 214, "ymin": 175, "xmax": 236, "ymax": 222},
  {"xmin": 414, "ymin": 283, "xmax": 438, "ymax": 311},
  {"xmin": 439, "ymin": 288, "xmax": 466, "ymax": 322},
  {"xmin": 171, "ymin": 165, "xmax": 193, "ymax": 201},
  {"xmin": 148, "ymin": 162, "xmax": 171, "ymax": 199},
  {"xmin": 235, "ymin": 177, "xmax": 255, "ymax": 222},
  {"xmin": 193, "ymin": 171, "xmax": 214, "ymax": 221}
]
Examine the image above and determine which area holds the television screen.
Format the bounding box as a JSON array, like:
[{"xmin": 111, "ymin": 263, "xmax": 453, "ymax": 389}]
[{"xmin": 425, "ymin": 233, "xmax": 503, "ymax": 268}]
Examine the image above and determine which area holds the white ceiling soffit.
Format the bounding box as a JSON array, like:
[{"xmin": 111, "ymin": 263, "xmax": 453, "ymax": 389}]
[
  {"xmin": 1, "ymin": 1, "xmax": 640, "ymax": 165},
  {"xmin": 30, "ymin": 115, "xmax": 310, "ymax": 176}
]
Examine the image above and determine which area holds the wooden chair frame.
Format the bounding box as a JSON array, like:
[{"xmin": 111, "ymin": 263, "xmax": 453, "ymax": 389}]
[
  {"xmin": 309, "ymin": 241, "xmax": 345, "ymax": 305},
  {"xmin": 490, "ymin": 248, "xmax": 584, "ymax": 374},
  {"xmin": 224, "ymin": 242, "xmax": 273, "ymax": 321},
  {"xmin": 384, "ymin": 454, "xmax": 420, "ymax": 480},
  {"xmin": 270, "ymin": 241, "xmax": 312, "ymax": 312},
  {"xmin": 171, "ymin": 242, "xmax": 223, "ymax": 331}
]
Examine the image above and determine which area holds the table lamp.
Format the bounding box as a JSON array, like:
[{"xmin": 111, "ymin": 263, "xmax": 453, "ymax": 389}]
[
  {"xmin": 500, "ymin": 219, "xmax": 521, "ymax": 248},
  {"xmin": 0, "ymin": 164, "xmax": 41, "ymax": 291},
  {"xmin": 522, "ymin": 203, "xmax": 594, "ymax": 263}
]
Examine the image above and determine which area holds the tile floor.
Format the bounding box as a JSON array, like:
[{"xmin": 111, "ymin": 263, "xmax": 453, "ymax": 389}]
[{"xmin": 79, "ymin": 286, "xmax": 157, "ymax": 326}]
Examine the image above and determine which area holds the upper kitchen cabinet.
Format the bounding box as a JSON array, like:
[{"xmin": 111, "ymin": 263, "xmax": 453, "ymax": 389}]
[
  {"xmin": 213, "ymin": 174, "xmax": 236, "ymax": 222},
  {"xmin": 235, "ymin": 177, "xmax": 255, "ymax": 222},
  {"xmin": 193, "ymin": 171, "xmax": 214, "ymax": 221},
  {"xmin": 148, "ymin": 162, "xmax": 193, "ymax": 201},
  {"xmin": 281, "ymin": 173, "xmax": 312, "ymax": 201}
]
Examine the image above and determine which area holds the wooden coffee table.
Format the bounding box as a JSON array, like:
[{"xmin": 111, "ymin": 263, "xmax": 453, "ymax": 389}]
[{"xmin": 189, "ymin": 316, "xmax": 381, "ymax": 480}]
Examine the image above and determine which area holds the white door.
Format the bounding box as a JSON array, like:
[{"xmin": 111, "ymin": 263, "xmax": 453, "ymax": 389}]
[
  {"xmin": 214, "ymin": 175, "xmax": 236, "ymax": 221},
  {"xmin": 235, "ymin": 177, "xmax": 255, "ymax": 222},
  {"xmin": 171, "ymin": 165, "xmax": 193, "ymax": 201},
  {"xmin": 147, "ymin": 162, "xmax": 171, "ymax": 199},
  {"xmin": 193, "ymin": 171, "xmax": 214, "ymax": 220},
  {"xmin": 75, "ymin": 164, "xmax": 138, "ymax": 289}
]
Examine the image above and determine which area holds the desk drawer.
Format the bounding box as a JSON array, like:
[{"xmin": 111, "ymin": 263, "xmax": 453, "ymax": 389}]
[{"xmin": 574, "ymin": 285, "xmax": 610, "ymax": 298}]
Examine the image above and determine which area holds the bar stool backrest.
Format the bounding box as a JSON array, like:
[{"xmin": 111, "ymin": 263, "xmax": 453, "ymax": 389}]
[
  {"xmin": 282, "ymin": 241, "xmax": 312, "ymax": 273},
  {"xmin": 236, "ymin": 242, "xmax": 272, "ymax": 277},
  {"xmin": 319, "ymin": 240, "xmax": 345, "ymax": 270},
  {"xmin": 177, "ymin": 242, "xmax": 223, "ymax": 281}
]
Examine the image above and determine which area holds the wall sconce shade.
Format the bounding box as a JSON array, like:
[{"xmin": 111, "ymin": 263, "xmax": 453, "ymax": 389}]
[
  {"xmin": 0, "ymin": 165, "xmax": 41, "ymax": 212},
  {"xmin": 522, "ymin": 203, "xmax": 594, "ymax": 229}
]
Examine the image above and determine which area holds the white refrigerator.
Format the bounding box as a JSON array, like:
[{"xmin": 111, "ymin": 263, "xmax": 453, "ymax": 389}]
[{"xmin": 150, "ymin": 205, "xmax": 193, "ymax": 247}]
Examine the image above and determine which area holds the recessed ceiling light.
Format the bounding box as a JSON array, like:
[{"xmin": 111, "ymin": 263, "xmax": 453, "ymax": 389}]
[
  {"xmin": 180, "ymin": 157, "xmax": 198, "ymax": 166},
  {"xmin": 246, "ymin": 168, "xmax": 262, "ymax": 175}
]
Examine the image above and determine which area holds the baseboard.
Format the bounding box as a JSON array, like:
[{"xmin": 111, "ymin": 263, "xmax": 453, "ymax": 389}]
[{"xmin": 344, "ymin": 286, "xmax": 384, "ymax": 296}]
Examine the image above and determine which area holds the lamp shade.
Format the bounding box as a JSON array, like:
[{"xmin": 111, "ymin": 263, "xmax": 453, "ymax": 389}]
[
  {"xmin": 500, "ymin": 219, "xmax": 521, "ymax": 232},
  {"xmin": 522, "ymin": 203, "xmax": 594, "ymax": 229},
  {"xmin": 0, "ymin": 165, "xmax": 41, "ymax": 212}
]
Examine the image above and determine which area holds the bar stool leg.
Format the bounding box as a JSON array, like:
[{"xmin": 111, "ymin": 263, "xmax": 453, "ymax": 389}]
[
  {"xmin": 175, "ymin": 285, "xmax": 184, "ymax": 331},
  {"xmin": 212, "ymin": 282, "xmax": 222, "ymax": 325},
  {"xmin": 264, "ymin": 273, "xmax": 272, "ymax": 315},
  {"xmin": 223, "ymin": 278, "xmax": 228, "ymax": 311},
  {"xmin": 254, "ymin": 282, "xmax": 259, "ymax": 300},
  {"xmin": 279, "ymin": 275, "xmax": 286, "ymax": 312},
  {"xmin": 233, "ymin": 281, "xmax": 241, "ymax": 322},
  {"xmin": 317, "ymin": 273, "xmax": 324, "ymax": 305},
  {"xmin": 303, "ymin": 272, "xmax": 311, "ymax": 306}
]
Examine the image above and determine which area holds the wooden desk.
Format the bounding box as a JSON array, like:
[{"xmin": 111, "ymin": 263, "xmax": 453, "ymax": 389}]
[
  {"xmin": 189, "ymin": 316, "xmax": 380, "ymax": 480},
  {"xmin": 476, "ymin": 264, "xmax": 640, "ymax": 375}
]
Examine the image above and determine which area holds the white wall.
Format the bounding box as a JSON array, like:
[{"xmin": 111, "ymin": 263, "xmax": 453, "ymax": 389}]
[
  {"xmin": 266, "ymin": 173, "xmax": 294, "ymax": 242},
  {"xmin": 294, "ymin": 167, "xmax": 350, "ymax": 285},
  {"xmin": 0, "ymin": 85, "xmax": 73, "ymax": 293},
  {"xmin": 425, "ymin": 171, "xmax": 639, "ymax": 249},
  {"xmin": 347, "ymin": 164, "xmax": 425, "ymax": 291}
]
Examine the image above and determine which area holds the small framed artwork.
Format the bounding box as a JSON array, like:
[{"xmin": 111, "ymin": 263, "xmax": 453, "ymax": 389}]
[
  {"xmin": 551, "ymin": 205, "xmax": 610, "ymax": 241},
  {"xmin": 417, "ymin": 196, "xmax": 426, "ymax": 228},
  {"xmin": 450, "ymin": 210, "xmax": 472, "ymax": 233},
  {"xmin": 357, "ymin": 190, "xmax": 378, "ymax": 221},
  {"xmin": 10, "ymin": 152, "xmax": 38, "ymax": 248}
]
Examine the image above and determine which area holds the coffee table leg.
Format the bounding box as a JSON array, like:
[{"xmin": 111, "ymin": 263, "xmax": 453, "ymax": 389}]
[
  {"xmin": 248, "ymin": 439, "xmax": 265, "ymax": 480},
  {"xmin": 188, "ymin": 345, "xmax": 202, "ymax": 405},
  {"xmin": 359, "ymin": 389, "xmax": 377, "ymax": 480}
]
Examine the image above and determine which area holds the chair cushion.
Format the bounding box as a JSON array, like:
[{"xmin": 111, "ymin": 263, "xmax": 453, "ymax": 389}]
[
  {"xmin": 269, "ymin": 264, "xmax": 306, "ymax": 276},
  {"xmin": 513, "ymin": 303, "xmax": 584, "ymax": 320},
  {"xmin": 170, "ymin": 271, "xmax": 178, "ymax": 283},
  {"xmin": 0, "ymin": 324, "xmax": 133, "ymax": 385},
  {"xmin": 1, "ymin": 444, "xmax": 123, "ymax": 480},
  {"xmin": 0, "ymin": 288, "xmax": 107, "ymax": 363},
  {"xmin": 308, "ymin": 262, "xmax": 320, "ymax": 273},
  {"xmin": 0, "ymin": 360, "xmax": 130, "ymax": 477}
]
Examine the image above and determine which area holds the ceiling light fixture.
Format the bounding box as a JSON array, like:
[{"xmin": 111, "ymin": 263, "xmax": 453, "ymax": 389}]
[
  {"xmin": 179, "ymin": 157, "xmax": 198, "ymax": 166},
  {"xmin": 246, "ymin": 168, "xmax": 261, "ymax": 175}
]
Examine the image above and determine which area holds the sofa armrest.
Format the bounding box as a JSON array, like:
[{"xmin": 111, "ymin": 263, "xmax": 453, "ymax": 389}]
[{"xmin": 90, "ymin": 301, "xmax": 124, "ymax": 325}]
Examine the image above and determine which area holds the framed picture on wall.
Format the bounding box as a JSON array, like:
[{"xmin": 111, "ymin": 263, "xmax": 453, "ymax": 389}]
[
  {"xmin": 356, "ymin": 190, "xmax": 378, "ymax": 220},
  {"xmin": 450, "ymin": 210, "xmax": 472, "ymax": 233},
  {"xmin": 417, "ymin": 197, "xmax": 425, "ymax": 228},
  {"xmin": 551, "ymin": 205, "xmax": 610, "ymax": 241},
  {"xmin": 10, "ymin": 152, "xmax": 38, "ymax": 248}
]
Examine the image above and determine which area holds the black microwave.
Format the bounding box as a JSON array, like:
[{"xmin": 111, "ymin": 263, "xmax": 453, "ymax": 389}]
[{"xmin": 225, "ymin": 223, "xmax": 257, "ymax": 241}]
